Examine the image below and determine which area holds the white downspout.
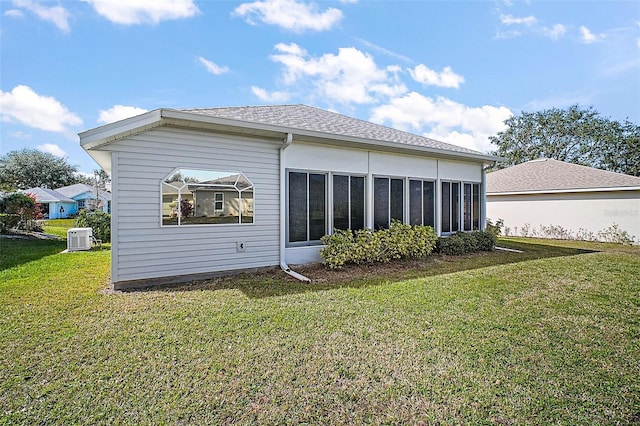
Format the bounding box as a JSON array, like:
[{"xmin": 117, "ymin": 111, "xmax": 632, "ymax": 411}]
[
  {"xmin": 481, "ymin": 161, "xmax": 498, "ymax": 230},
  {"xmin": 279, "ymin": 132, "xmax": 311, "ymax": 282}
]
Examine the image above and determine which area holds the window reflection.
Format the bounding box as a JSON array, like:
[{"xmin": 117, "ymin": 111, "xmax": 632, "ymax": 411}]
[{"xmin": 162, "ymin": 169, "xmax": 254, "ymax": 226}]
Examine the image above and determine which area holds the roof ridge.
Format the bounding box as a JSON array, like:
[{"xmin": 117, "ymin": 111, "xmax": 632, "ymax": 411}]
[{"xmin": 178, "ymin": 104, "xmax": 487, "ymax": 157}]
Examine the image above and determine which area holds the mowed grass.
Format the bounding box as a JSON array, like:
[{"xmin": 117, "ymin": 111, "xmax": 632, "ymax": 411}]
[
  {"xmin": 42, "ymin": 218, "xmax": 77, "ymax": 239},
  {"xmin": 1, "ymin": 236, "xmax": 639, "ymax": 425}
]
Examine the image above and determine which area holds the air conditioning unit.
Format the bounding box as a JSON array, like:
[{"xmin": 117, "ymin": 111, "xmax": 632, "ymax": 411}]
[{"xmin": 67, "ymin": 228, "xmax": 93, "ymax": 251}]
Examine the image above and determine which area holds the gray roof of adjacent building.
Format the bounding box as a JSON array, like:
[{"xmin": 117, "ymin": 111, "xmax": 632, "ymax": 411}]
[
  {"xmin": 486, "ymin": 158, "xmax": 640, "ymax": 194},
  {"xmin": 22, "ymin": 187, "xmax": 76, "ymax": 203},
  {"xmin": 56, "ymin": 183, "xmax": 112, "ymax": 201},
  {"xmin": 179, "ymin": 104, "xmax": 486, "ymax": 157}
]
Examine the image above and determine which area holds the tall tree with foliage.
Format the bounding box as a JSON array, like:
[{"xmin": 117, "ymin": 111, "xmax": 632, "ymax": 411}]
[
  {"xmin": 490, "ymin": 105, "xmax": 640, "ymax": 176},
  {"xmin": 0, "ymin": 149, "xmax": 81, "ymax": 190}
]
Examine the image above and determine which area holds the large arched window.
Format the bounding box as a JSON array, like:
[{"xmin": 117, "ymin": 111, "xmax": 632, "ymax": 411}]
[{"xmin": 161, "ymin": 169, "xmax": 254, "ymax": 226}]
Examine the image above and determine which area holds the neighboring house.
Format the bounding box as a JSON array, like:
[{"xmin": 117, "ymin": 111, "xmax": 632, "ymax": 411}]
[
  {"xmin": 56, "ymin": 183, "xmax": 111, "ymax": 214},
  {"xmin": 22, "ymin": 187, "xmax": 77, "ymax": 219},
  {"xmin": 21, "ymin": 184, "xmax": 111, "ymax": 219},
  {"xmin": 486, "ymin": 158, "xmax": 640, "ymax": 243},
  {"xmin": 79, "ymin": 104, "xmax": 501, "ymax": 289}
]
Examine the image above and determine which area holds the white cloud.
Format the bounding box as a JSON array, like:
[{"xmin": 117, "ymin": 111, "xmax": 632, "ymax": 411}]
[
  {"xmin": 84, "ymin": 0, "xmax": 199, "ymax": 25},
  {"xmin": 354, "ymin": 38, "xmax": 413, "ymax": 63},
  {"xmin": 9, "ymin": 130, "xmax": 31, "ymax": 139},
  {"xmin": 233, "ymin": 0, "xmax": 343, "ymax": 32},
  {"xmin": 13, "ymin": 0, "xmax": 70, "ymax": 32},
  {"xmin": 251, "ymin": 86, "xmax": 291, "ymax": 102},
  {"xmin": 542, "ymin": 23, "xmax": 566, "ymax": 40},
  {"xmin": 637, "ymin": 38, "xmax": 640, "ymax": 49},
  {"xmin": 269, "ymin": 43, "xmax": 406, "ymax": 104},
  {"xmin": 580, "ymin": 25, "xmax": 604, "ymax": 44},
  {"xmin": 4, "ymin": 9, "xmax": 24, "ymax": 18},
  {"xmin": 37, "ymin": 143, "xmax": 67, "ymax": 158},
  {"xmin": 500, "ymin": 14, "xmax": 537, "ymax": 26},
  {"xmin": 408, "ymin": 64, "xmax": 465, "ymax": 89},
  {"xmin": 97, "ymin": 105, "xmax": 148, "ymax": 124},
  {"xmin": 197, "ymin": 57, "xmax": 229, "ymax": 75},
  {"xmin": 370, "ymin": 92, "xmax": 513, "ymax": 152},
  {"xmin": 0, "ymin": 85, "xmax": 82, "ymax": 132}
]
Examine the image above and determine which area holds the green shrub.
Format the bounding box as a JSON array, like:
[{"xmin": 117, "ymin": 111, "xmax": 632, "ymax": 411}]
[
  {"xmin": 0, "ymin": 214, "xmax": 20, "ymax": 233},
  {"xmin": 436, "ymin": 232, "xmax": 467, "ymax": 255},
  {"xmin": 75, "ymin": 210, "xmax": 111, "ymax": 242},
  {"xmin": 320, "ymin": 229, "xmax": 355, "ymax": 269},
  {"xmin": 320, "ymin": 223, "xmax": 437, "ymax": 268},
  {"xmin": 475, "ymin": 230, "xmax": 497, "ymax": 251},
  {"xmin": 436, "ymin": 230, "xmax": 496, "ymax": 255},
  {"xmin": 486, "ymin": 218, "xmax": 504, "ymax": 237}
]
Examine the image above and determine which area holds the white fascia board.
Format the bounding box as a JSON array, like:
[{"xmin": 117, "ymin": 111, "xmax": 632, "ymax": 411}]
[
  {"xmin": 79, "ymin": 109, "xmax": 164, "ymax": 149},
  {"xmin": 487, "ymin": 186, "xmax": 640, "ymax": 196},
  {"xmin": 161, "ymin": 109, "xmax": 503, "ymax": 164}
]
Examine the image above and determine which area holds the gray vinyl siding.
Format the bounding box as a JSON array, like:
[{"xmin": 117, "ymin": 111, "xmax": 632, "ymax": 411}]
[{"xmin": 101, "ymin": 126, "xmax": 281, "ymax": 284}]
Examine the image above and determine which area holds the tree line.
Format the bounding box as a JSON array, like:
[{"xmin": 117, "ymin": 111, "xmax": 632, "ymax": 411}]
[
  {"xmin": 0, "ymin": 149, "xmax": 109, "ymax": 191},
  {"xmin": 490, "ymin": 105, "xmax": 639, "ymax": 176}
]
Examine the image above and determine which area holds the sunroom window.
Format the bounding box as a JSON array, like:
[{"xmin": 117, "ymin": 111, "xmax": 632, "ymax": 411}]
[
  {"xmin": 441, "ymin": 181, "xmax": 460, "ymax": 233},
  {"xmin": 374, "ymin": 177, "xmax": 404, "ymax": 229},
  {"xmin": 332, "ymin": 175, "xmax": 365, "ymax": 231},
  {"xmin": 409, "ymin": 179, "xmax": 435, "ymax": 227},
  {"xmin": 161, "ymin": 169, "xmax": 254, "ymax": 226},
  {"xmin": 288, "ymin": 171, "xmax": 327, "ymax": 244}
]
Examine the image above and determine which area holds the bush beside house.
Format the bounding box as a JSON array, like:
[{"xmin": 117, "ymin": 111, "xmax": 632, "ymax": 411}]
[
  {"xmin": 75, "ymin": 210, "xmax": 111, "ymax": 242},
  {"xmin": 320, "ymin": 222, "xmax": 497, "ymax": 269}
]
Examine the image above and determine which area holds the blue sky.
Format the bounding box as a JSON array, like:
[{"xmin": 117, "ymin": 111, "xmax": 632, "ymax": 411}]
[{"xmin": 1, "ymin": 0, "xmax": 639, "ymax": 175}]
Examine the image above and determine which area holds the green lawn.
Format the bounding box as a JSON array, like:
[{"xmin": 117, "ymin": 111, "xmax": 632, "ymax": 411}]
[
  {"xmin": 42, "ymin": 218, "xmax": 77, "ymax": 239},
  {"xmin": 1, "ymin": 236, "xmax": 638, "ymax": 424}
]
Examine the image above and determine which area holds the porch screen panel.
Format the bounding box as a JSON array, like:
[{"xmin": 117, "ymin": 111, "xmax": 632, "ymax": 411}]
[
  {"xmin": 374, "ymin": 177, "xmax": 389, "ymax": 229},
  {"xmin": 309, "ymin": 174, "xmax": 326, "ymax": 241},
  {"xmin": 409, "ymin": 180, "xmax": 423, "ymax": 226},
  {"xmin": 288, "ymin": 172, "xmax": 308, "ymax": 242},
  {"xmin": 473, "ymin": 184, "xmax": 480, "ymax": 230},
  {"xmin": 441, "ymin": 182, "xmax": 451, "ymax": 233},
  {"xmin": 463, "ymin": 183, "xmax": 472, "ymax": 231},
  {"xmin": 452, "ymin": 182, "xmax": 460, "ymax": 232},
  {"xmin": 350, "ymin": 176, "xmax": 365, "ymax": 231},
  {"xmin": 390, "ymin": 179, "xmax": 404, "ymax": 223},
  {"xmin": 423, "ymin": 181, "xmax": 435, "ymax": 228},
  {"xmin": 333, "ymin": 175, "xmax": 349, "ymax": 231}
]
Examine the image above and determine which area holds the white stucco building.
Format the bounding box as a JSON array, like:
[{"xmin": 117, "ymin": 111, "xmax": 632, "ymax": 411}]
[
  {"xmin": 486, "ymin": 158, "xmax": 640, "ymax": 243},
  {"xmin": 80, "ymin": 105, "xmax": 501, "ymax": 289}
]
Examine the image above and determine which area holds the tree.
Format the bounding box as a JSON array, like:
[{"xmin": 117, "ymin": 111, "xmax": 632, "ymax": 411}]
[
  {"xmin": 490, "ymin": 105, "xmax": 640, "ymax": 176},
  {"xmin": 0, "ymin": 149, "xmax": 81, "ymax": 190},
  {"xmin": 0, "ymin": 192, "xmax": 38, "ymax": 231}
]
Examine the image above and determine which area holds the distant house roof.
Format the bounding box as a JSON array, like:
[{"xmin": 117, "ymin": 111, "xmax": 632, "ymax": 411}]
[
  {"xmin": 180, "ymin": 104, "xmax": 483, "ymax": 157},
  {"xmin": 487, "ymin": 158, "xmax": 640, "ymax": 194},
  {"xmin": 22, "ymin": 187, "xmax": 76, "ymax": 203},
  {"xmin": 57, "ymin": 183, "xmax": 112, "ymax": 201}
]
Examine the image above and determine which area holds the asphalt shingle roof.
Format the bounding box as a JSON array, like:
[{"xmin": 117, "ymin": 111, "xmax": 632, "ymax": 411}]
[
  {"xmin": 22, "ymin": 187, "xmax": 76, "ymax": 203},
  {"xmin": 57, "ymin": 183, "xmax": 112, "ymax": 201},
  {"xmin": 180, "ymin": 104, "xmax": 485, "ymax": 156},
  {"xmin": 486, "ymin": 158, "xmax": 640, "ymax": 193}
]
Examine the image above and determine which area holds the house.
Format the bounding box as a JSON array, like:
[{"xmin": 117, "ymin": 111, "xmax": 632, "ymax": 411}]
[
  {"xmin": 22, "ymin": 187, "xmax": 77, "ymax": 219},
  {"xmin": 56, "ymin": 183, "xmax": 112, "ymax": 214},
  {"xmin": 79, "ymin": 104, "xmax": 501, "ymax": 289},
  {"xmin": 22, "ymin": 183, "xmax": 111, "ymax": 219},
  {"xmin": 486, "ymin": 158, "xmax": 640, "ymax": 243}
]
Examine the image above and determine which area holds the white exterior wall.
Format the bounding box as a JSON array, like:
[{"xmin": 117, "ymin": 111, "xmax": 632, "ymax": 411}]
[
  {"xmin": 100, "ymin": 127, "xmax": 281, "ymax": 287},
  {"xmin": 284, "ymin": 142, "xmax": 484, "ymax": 265},
  {"xmin": 487, "ymin": 190, "xmax": 640, "ymax": 243}
]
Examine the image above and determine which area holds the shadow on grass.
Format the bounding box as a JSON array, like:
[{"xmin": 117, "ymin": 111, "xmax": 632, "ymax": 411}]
[
  {"xmin": 0, "ymin": 237, "xmax": 67, "ymax": 271},
  {"xmin": 132, "ymin": 239, "xmax": 598, "ymax": 299},
  {"xmin": 0, "ymin": 237, "xmax": 109, "ymax": 271}
]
